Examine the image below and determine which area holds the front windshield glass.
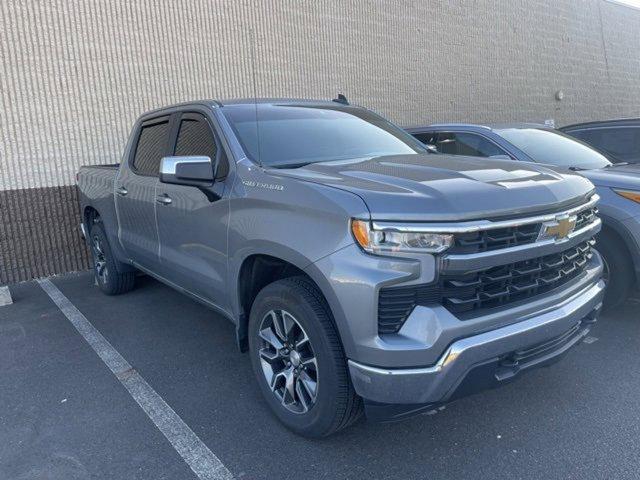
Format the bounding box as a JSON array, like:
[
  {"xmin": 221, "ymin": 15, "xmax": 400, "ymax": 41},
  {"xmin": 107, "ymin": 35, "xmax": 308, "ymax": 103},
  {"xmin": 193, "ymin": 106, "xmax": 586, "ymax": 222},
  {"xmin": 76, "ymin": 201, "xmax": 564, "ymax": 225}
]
[
  {"xmin": 221, "ymin": 103, "xmax": 425, "ymax": 167},
  {"xmin": 495, "ymin": 128, "xmax": 611, "ymax": 170}
]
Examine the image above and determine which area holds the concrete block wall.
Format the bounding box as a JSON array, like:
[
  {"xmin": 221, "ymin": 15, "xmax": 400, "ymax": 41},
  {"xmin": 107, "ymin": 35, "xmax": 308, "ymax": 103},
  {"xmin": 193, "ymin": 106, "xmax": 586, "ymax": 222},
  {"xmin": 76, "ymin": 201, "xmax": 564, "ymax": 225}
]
[{"xmin": 1, "ymin": 0, "xmax": 639, "ymax": 283}]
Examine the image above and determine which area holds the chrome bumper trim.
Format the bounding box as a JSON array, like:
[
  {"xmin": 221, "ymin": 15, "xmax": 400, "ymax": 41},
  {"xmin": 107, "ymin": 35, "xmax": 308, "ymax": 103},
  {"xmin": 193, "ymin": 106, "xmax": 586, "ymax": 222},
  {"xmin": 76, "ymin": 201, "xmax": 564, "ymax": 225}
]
[{"xmin": 348, "ymin": 278, "xmax": 605, "ymax": 404}]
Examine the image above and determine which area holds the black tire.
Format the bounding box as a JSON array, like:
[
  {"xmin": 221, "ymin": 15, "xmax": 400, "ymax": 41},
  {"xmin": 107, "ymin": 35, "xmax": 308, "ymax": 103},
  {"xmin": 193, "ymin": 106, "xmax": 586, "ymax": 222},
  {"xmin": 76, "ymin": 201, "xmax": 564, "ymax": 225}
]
[
  {"xmin": 596, "ymin": 229, "xmax": 634, "ymax": 309},
  {"xmin": 248, "ymin": 276, "xmax": 362, "ymax": 437},
  {"xmin": 88, "ymin": 221, "xmax": 136, "ymax": 295}
]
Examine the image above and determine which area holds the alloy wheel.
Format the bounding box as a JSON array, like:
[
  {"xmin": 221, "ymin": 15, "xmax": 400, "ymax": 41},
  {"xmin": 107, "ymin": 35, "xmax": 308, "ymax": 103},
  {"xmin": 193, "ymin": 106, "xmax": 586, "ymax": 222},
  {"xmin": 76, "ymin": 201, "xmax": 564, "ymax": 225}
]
[
  {"xmin": 91, "ymin": 234, "xmax": 109, "ymax": 284},
  {"xmin": 601, "ymin": 254, "xmax": 610, "ymax": 285},
  {"xmin": 257, "ymin": 309, "xmax": 319, "ymax": 414}
]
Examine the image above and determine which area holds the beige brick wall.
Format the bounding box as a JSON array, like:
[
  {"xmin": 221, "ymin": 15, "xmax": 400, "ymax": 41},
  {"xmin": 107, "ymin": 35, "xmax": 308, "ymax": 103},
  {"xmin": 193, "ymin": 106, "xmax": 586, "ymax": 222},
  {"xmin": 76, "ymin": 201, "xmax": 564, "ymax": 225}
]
[{"xmin": 0, "ymin": 0, "xmax": 639, "ymax": 281}]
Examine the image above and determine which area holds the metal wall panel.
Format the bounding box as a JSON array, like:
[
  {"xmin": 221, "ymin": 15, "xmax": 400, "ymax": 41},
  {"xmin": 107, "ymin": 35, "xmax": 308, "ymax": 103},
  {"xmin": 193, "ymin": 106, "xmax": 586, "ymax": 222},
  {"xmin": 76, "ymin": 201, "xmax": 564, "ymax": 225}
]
[{"xmin": 1, "ymin": 0, "xmax": 639, "ymax": 281}]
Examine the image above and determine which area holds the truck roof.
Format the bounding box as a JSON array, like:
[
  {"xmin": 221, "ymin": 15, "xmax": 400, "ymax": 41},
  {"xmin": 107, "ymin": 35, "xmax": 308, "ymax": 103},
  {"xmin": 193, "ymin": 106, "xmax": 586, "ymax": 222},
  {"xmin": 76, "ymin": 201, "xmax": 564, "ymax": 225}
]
[
  {"xmin": 218, "ymin": 98, "xmax": 348, "ymax": 106},
  {"xmin": 141, "ymin": 98, "xmax": 356, "ymax": 117}
]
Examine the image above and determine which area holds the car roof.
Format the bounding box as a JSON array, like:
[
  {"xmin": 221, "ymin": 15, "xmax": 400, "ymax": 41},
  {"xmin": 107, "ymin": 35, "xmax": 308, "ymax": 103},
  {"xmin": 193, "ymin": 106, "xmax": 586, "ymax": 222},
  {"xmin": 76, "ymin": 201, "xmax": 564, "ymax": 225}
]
[
  {"xmin": 405, "ymin": 122, "xmax": 548, "ymax": 132},
  {"xmin": 561, "ymin": 118, "xmax": 640, "ymax": 130}
]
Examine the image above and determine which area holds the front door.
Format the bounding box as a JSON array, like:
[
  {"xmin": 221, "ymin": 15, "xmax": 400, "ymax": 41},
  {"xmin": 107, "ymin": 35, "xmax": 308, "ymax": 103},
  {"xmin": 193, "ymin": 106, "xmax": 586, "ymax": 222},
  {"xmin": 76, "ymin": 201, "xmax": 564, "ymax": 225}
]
[
  {"xmin": 115, "ymin": 115, "xmax": 171, "ymax": 270},
  {"xmin": 155, "ymin": 112, "xmax": 230, "ymax": 308}
]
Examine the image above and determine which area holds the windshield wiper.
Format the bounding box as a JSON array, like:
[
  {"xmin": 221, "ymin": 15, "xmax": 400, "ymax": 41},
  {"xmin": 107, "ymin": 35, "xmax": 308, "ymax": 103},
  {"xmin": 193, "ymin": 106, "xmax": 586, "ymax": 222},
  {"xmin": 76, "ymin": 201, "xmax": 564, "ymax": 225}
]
[
  {"xmin": 270, "ymin": 161, "xmax": 314, "ymax": 169},
  {"xmin": 568, "ymin": 166, "xmax": 586, "ymax": 171}
]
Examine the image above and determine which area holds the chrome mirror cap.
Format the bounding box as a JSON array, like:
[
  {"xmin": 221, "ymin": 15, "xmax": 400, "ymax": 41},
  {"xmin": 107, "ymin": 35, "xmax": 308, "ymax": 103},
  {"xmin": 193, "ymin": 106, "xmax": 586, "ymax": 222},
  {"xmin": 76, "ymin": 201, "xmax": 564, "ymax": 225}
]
[{"xmin": 159, "ymin": 156, "xmax": 217, "ymax": 186}]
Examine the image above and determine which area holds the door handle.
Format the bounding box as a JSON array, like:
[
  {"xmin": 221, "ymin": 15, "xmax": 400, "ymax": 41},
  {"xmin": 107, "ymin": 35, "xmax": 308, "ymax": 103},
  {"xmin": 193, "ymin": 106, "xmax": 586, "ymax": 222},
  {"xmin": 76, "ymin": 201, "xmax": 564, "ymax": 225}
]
[
  {"xmin": 116, "ymin": 186, "xmax": 128, "ymax": 196},
  {"xmin": 156, "ymin": 194, "xmax": 172, "ymax": 205}
]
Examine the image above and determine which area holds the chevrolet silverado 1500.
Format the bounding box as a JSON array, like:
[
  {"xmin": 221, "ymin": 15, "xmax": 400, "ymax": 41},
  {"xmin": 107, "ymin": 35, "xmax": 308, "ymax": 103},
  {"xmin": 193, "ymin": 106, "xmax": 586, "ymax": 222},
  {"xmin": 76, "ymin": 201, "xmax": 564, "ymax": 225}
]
[{"xmin": 78, "ymin": 98, "xmax": 604, "ymax": 437}]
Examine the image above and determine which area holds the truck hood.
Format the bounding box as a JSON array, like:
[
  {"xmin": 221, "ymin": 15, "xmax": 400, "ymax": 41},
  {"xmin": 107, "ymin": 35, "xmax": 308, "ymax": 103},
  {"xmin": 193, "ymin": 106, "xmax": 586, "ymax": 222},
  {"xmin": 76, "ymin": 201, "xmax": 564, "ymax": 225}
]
[
  {"xmin": 272, "ymin": 154, "xmax": 595, "ymax": 221},
  {"xmin": 581, "ymin": 163, "xmax": 640, "ymax": 190}
]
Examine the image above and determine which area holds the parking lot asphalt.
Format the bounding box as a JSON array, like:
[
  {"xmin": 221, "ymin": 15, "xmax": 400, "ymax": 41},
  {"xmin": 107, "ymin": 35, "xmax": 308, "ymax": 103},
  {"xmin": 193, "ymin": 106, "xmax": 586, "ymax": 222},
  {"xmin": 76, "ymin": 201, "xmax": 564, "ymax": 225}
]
[{"xmin": 1, "ymin": 271, "xmax": 639, "ymax": 480}]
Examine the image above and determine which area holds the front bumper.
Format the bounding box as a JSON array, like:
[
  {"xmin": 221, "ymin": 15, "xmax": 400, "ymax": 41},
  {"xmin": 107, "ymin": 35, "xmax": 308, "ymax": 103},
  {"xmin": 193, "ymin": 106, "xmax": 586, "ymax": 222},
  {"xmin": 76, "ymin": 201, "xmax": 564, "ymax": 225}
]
[{"xmin": 348, "ymin": 278, "xmax": 604, "ymax": 418}]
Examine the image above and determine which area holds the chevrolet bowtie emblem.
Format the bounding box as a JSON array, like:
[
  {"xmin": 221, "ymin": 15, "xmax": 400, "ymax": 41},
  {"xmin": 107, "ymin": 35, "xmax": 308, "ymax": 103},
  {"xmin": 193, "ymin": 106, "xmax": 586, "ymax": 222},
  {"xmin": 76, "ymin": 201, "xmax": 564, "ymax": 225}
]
[{"xmin": 538, "ymin": 214, "xmax": 577, "ymax": 242}]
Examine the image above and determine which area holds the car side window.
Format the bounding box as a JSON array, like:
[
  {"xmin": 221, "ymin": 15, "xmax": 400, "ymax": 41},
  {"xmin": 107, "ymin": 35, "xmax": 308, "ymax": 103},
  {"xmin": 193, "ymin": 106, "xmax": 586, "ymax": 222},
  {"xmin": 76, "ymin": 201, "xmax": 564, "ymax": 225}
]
[
  {"xmin": 569, "ymin": 129, "xmax": 601, "ymax": 145},
  {"xmin": 412, "ymin": 131, "xmax": 438, "ymax": 146},
  {"xmin": 577, "ymin": 127, "xmax": 640, "ymax": 161},
  {"xmin": 436, "ymin": 132, "xmax": 508, "ymax": 157},
  {"xmin": 132, "ymin": 118, "xmax": 170, "ymax": 176},
  {"xmin": 174, "ymin": 114, "xmax": 228, "ymax": 178}
]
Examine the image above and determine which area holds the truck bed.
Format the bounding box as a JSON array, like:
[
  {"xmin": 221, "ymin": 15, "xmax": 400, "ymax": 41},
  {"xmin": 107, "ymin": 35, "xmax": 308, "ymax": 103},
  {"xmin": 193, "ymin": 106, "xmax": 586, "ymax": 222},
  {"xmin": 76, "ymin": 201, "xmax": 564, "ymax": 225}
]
[
  {"xmin": 77, "ymin": 163, "xmax": 120, "ymax": 244},
  {"xmin": 80, "ymin": 163, "xmax": 120, "ymax": 170}
]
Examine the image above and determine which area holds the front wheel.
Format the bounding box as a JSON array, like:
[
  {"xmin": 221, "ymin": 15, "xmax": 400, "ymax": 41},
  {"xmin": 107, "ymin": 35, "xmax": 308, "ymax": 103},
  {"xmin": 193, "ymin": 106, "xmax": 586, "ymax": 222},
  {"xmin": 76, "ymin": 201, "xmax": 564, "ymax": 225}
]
[
  {"xmin": 248, "ymin": 276, "xmax": 362, "ymax": 437},
  {"xmin": 89, "ymin": 221, "xmax": 135, "ymax": 295}
]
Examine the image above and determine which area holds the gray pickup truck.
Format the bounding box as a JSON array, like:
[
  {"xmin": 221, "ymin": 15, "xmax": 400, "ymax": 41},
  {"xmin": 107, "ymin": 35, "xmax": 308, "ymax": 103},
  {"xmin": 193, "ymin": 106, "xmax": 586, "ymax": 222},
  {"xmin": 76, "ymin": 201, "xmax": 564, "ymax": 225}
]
[{"xmin": 78, "ymin": 98, "xmax": 605, "ymax": 437}]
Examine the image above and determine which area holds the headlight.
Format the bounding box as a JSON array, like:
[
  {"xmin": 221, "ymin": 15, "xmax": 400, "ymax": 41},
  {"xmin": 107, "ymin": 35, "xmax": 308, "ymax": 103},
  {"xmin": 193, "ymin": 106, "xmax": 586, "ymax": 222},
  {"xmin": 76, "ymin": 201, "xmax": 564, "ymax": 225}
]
[
  {"xmin": 614, "ymin": 188, "xmax": 640, "ymax": 204},
  {"xmin": 351, "ymin": 219, "xmax": 453, "ymax": 254}
]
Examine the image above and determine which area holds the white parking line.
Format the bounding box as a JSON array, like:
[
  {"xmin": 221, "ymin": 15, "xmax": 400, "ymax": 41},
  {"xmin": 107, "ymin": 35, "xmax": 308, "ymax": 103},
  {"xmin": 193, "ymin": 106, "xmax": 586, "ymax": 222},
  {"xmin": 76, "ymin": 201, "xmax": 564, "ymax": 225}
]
[{"xmin": 37, "ymin": 278, "xmax": 234, "ymax": 480}]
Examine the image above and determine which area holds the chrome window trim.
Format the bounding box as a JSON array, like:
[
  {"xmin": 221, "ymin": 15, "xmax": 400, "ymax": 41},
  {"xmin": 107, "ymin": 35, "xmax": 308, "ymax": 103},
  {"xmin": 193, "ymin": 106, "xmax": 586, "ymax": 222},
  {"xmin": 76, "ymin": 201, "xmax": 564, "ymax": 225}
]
[{"xmin": 371, "ymin": 194, "xmax": 599, "ymax": 234}]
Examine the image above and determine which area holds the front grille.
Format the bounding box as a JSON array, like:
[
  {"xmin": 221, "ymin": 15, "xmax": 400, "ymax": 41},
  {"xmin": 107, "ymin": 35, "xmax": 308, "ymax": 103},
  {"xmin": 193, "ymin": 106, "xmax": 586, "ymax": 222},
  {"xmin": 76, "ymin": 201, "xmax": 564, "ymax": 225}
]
[
  {"xmin": 378, "ymin": 239, "xmax": 595, "ymax": 334},
  {"xmin": 448, "ymin": 207, "xmax": 598, "ymax": 255},
  {"xmin": 451, "ymin": 223, "xmax": 540, "ymax": 254},
  {"xmin": 575, "ymin": 207, "xmax": 598, "ymax": 230}
]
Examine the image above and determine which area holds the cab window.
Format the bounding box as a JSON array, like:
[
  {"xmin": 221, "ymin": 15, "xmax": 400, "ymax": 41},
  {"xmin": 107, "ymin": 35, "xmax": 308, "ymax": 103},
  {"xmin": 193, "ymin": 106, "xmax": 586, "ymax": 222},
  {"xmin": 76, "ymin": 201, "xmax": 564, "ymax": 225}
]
[
  {"xmin": 132, "ymin": 117, "xmax": 170, "ymax": 176},
  {"xmin": 173, "ymin": 113, "xmax": 228, "ymax": 178}
]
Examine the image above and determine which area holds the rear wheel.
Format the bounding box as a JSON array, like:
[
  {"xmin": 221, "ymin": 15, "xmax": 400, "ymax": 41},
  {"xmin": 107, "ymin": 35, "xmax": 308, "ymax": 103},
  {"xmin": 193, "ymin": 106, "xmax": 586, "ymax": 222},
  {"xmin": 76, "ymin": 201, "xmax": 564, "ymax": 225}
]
[
  {"xmin": 596, "ymin": 229, "xmax": 634, "ymax": 309},
  {"xmin": 89, "ymin": 221, "xmax": 135, "ymax": 295},
  {"xmin": 248, "ymin": 276, "xmax": 362, "ymax": 437}
]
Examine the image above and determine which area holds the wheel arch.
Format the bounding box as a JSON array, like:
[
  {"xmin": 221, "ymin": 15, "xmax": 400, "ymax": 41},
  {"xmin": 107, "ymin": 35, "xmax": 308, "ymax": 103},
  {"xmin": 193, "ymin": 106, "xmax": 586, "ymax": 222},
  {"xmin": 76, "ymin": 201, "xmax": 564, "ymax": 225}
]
[
  {"xmin": 234, "ymin": 250, "xmax": 348, "ymax": 355},
  {"xmin": 83, "ymin": 204, "xmax": 134, "ymax": 274},
  {"xmin": 83, "ymin": 205, "xmax": 101, "ymax": 230},
  {"xmin": 598, "ymin": 215, "xmax": 639, "ymax": 284}
]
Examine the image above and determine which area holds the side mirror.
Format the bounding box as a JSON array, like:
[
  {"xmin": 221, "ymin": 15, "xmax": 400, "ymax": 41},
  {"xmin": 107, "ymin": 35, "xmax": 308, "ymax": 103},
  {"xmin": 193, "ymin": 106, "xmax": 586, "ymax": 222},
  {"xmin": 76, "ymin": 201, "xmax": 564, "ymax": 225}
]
[{"xmin": 159, "ymin": 156, "xmax": 218, "ymax": 186}]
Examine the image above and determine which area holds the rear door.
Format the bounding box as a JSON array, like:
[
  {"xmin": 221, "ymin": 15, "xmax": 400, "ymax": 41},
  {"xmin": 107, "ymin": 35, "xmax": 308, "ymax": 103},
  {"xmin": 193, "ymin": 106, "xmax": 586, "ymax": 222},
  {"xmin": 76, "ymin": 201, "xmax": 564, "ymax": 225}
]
[
  {"xmin": 155, "ymin": 111, "xmax": 231, "ymax": 307},
  {"xmin": 115, "ymin": 115, "xmax": 171, "ymax": 269}
]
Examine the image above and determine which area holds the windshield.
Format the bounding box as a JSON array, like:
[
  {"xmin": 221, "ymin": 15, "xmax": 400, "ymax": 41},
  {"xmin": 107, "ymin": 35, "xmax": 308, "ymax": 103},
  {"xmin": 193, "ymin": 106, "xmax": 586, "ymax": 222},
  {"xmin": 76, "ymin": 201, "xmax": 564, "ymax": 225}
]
[
  {"xmin": 221, "ymin": 103, "xmax": 426, "ymax": 167},
  {"xmin": 495, "ymin": 128, "xmax": 611, "ymax": 170}
]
